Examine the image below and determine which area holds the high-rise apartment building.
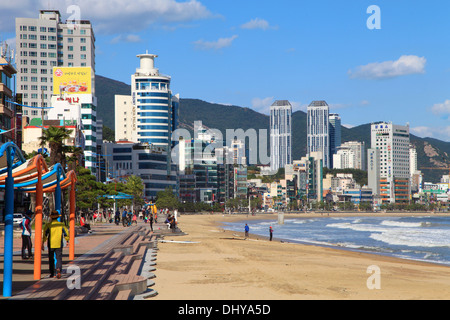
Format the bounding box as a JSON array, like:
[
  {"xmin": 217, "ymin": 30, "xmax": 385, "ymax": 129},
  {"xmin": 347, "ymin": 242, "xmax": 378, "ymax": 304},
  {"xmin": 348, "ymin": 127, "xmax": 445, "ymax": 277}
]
[
  {"xmin": 370, "ymin": 122, "xmax": 410, "ymax": 203},
  {"xmin": 0, "ymin": 55, "xmax": 17, "ymax": 144},
  {"xmin": 333, "ymin": 141, "xmax": 366, "ymax": 170},
  {"xmin": 270, "ymin": 100, "xmax": 292, "ymax": 171},
  {"xmin": 307, "ymin": 100, "xmax": 330, "ymax": 168},
  {"xmin": 115, "ymin": 52, "xmax": 179, "ymax": 151},
  {"xmin": 409, "ymin": 143, "xmax": 418, "ymax": 177},
  {"xmin": 329, "ymin": 113, "xmax": 341, "ymax": 168},
  {"xmin": 15, "ymin": 10, "xmax": 95, "ymax": 120}
]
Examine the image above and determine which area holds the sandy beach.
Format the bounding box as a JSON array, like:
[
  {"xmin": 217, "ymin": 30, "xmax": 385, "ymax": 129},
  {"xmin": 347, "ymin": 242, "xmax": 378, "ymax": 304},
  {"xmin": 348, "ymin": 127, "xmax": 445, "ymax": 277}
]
[{"xmin": 152, "ymin": 212, "xmax": 450, "ymax": 300}]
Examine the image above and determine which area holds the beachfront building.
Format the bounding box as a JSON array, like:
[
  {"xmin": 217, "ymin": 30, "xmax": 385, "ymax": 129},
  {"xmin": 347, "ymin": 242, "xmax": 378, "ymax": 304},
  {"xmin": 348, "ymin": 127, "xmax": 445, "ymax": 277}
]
[
  {"xmin": 333, "ymin": 141, "xmax": 366, "ymax": 171},
  {"xmin": 270, "ymin": 100, "xmax": 292, "ymax": 171},
  {"xmin": 329, "ymin": 113, "xmax": 341, "ymax": 168},
  {"xmin": 115, "ymin": 52, "xmax": 179, "ymax": 151},
  {"xmin": 15, "ymin": 10, "xmax": 95, "ymax": 121},
  {"xmin": 177, "ymin": 132, "xmax": 248, "ymax": 204},
  {"xmin": 307, "ymin": 101, "xmax": 330, "ymax": 168},
  {"xmin": 370, "ymin": 122, "xmax": 411, "ymax": 204},
  {"xmin": 102, "ymin": 141, "xmax": 177, "ymax": 200}
]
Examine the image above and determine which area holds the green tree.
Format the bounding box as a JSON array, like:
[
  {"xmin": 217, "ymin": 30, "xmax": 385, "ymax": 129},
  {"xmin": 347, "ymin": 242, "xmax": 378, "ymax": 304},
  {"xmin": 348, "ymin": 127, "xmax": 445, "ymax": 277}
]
[
  {"xmin": 125, "ymin": 175, "xmax": 145, "ymax": 209},
  {"xmin": 75, "ymin": 167, "xmax": 102, "ymax": 212},
  {"xmin": 103, "ymin": 125, "xmax": 115, "ymax": 142},
  {"xmin": 156, "ymin": 187, "xmax": 180, "ymax": 210}
]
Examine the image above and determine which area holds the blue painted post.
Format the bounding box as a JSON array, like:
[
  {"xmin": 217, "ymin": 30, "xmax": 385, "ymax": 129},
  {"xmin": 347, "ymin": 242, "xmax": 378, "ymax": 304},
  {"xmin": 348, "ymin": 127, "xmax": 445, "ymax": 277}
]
[
  {"xmin": 3, "ymin": 146, "xmax": 15, "ymax": 297},
  {"xmin": 55, "ymin": 167, "xmax": 61, "ymax": 222}
]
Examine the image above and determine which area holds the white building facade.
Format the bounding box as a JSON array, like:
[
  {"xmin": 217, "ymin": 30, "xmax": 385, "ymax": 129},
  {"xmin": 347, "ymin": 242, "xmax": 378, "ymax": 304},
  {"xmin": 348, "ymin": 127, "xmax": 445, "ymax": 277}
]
[
  {"xmin": 333, "ymin": 141, "xmax": 366, "ymax": 170},
  {"xmin": 307, "ymin": 100, "xmax": 330, "ymax": 168},
  {"xmin": 370, "ymin": 122, "xmax": 410, "ymax": 203},
  {"xmin": 270, "ymin": 100, "xmax": 292, "ymax": 171},
  {"xmin": 115, "ymin": 53, "xmax": 179, "ymax": 151}
]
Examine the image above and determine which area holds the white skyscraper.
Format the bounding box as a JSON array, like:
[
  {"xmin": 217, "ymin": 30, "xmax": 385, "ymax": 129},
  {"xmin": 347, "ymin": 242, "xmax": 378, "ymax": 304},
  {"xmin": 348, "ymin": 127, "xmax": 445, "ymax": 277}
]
[
  {"xmin": 270, "ymin": 100, "xmax": 292, "ymax": 171},
  {"xmin": 329, "ymin": 113, "xmax": 341, "ymax": 168},
  {"xmin": 307, "ymin": 100, "xmax": 330, "ymax": 168},
  {"xmin": 115, "ymin": 52, "xmax": 179, "ymax": 151},
  {"xmin": 370, "ymin": 122, "xmax": 410, "ymax": 203}
]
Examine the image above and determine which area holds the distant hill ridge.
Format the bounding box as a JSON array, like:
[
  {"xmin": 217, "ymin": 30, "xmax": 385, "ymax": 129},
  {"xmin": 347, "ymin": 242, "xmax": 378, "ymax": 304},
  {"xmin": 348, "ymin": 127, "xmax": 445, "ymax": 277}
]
[{"xmin": 95, "ymin": 75, "xmax": 450, "ymax": 183}]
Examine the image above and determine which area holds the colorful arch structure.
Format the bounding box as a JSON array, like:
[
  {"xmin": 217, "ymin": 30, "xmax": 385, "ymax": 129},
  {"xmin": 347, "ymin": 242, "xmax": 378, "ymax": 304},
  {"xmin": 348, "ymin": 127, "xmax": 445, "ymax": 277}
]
[{"xmin": 0, "ymin": 142, "xmax": 77, "ymax": 298}]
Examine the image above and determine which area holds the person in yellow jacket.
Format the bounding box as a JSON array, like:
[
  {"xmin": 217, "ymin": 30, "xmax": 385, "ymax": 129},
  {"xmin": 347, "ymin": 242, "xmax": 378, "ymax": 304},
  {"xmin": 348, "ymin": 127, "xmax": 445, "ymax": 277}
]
[{"xmin": 42, "ymin": 210, "xmax": 69, "ymax": 279}]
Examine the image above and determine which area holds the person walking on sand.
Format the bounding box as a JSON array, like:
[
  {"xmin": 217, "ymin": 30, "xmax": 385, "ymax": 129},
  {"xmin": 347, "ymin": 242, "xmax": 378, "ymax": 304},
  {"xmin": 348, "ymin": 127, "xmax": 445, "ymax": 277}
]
[
  {"xmin": 269, "ymin": 226, "xmax": 273, "ymax": 241},
  {"xmin": 245, "ymin": 224, "xmax": 249, "ymax": 239},
  {"xmin": 21, "ymin": 210, "xmax": 33, "ymax": 259},
  {"xmin": 42, "ymin": 211, "xmax": 69, "ymax": 279}
]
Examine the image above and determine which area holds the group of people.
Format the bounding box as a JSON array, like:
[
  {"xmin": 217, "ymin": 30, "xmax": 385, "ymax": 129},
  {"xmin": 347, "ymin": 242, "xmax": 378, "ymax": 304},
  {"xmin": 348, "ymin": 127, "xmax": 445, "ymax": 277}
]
[
  {"xmin": 17, "ymin": 205, "xmax": 174, "ymax": 280},
  {"xmin": 113, "ymin": 207, "xmax": 157, "ymax": 229}
]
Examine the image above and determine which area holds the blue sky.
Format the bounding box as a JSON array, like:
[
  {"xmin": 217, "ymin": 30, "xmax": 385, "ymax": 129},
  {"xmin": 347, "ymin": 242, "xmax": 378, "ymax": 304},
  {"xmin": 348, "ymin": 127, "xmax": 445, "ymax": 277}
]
[{"xmin": 1, "ymin": 0, "xmax": 450, "ymax": 141}]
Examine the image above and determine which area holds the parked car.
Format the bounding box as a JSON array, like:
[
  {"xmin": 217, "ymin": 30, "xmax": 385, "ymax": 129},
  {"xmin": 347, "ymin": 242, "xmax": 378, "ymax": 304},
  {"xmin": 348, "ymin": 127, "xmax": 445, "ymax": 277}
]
[{"xmin": 13, "ymin": 213, "xmax": 24, "ymax": 226}]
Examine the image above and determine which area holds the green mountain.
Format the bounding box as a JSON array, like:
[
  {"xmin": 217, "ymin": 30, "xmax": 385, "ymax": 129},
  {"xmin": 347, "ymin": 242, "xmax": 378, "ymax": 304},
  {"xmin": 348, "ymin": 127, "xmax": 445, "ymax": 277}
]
[{"xmin": 95, "ymin": 75, "xmax": 450, "ymax": 183}]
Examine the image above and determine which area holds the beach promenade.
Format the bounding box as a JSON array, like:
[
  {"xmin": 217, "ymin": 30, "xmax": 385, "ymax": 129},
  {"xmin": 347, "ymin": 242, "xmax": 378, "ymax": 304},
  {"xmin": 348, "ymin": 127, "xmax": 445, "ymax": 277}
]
[{"xmin": 0, "ymin": 216, "xmax": 176, "ymax": 300}]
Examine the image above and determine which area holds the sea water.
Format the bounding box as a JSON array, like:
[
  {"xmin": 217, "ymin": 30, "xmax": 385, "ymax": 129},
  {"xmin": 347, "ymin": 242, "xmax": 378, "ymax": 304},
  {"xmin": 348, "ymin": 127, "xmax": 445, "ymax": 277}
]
[{"xmin": 223, "ymin": 216, "xmax": 450, "ymax": 266}]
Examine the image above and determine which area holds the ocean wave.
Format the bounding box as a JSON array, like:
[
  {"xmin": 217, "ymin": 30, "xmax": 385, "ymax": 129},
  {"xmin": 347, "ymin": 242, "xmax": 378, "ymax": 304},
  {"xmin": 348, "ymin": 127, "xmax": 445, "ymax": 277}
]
[
  {"xmin": 380, "ymin": 220, "xmax": 423, "ymax": 228},
  {"xmin": 370, "ymin": 229, "xmax": 450, "ymax": 248}
]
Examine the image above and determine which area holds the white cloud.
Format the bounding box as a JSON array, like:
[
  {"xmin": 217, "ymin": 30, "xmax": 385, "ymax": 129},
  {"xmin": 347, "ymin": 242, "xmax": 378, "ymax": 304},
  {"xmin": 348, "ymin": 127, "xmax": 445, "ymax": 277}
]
[
  {"xmin": 251, "ymin": 97, "xmax": 274, "ymax": 114},
  {"xmin": 348, "ymin": 55, "xmax": 426, "ymax": 80},
  {"xmin": 290, "ymin": 101, "xmax": 308, "ymax": 112},
  {"xmin": 111, "ymin": 34, "xmax": 142, "ymax": 44},
  {"xmin": 0, "ymin": 0, "xmax": 214, "ymax": 33},
  {"xmin": 240, "ymin": 18, "xmax": 278, "ymax": 30},
  {"xmin": 343, "ymin": 124, "xmax": 355, "ymax": 129},
  {"xmin": 411, "ymin": 126, "xmax": 450, "ymax": 141},
  {"xmin": 193, "ymin": 35, "xmax": 238, "ymax": 50},
  {"xmin": 431, "ymin": 100, "xmax": 450, "ymax": 115}
]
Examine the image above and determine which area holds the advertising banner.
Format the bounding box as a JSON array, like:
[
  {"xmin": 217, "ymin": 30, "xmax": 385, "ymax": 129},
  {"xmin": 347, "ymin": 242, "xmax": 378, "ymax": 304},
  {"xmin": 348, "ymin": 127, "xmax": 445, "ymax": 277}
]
[{"xmin": 53, "ymin": 67, "xmax": 92, "ymax": 95}]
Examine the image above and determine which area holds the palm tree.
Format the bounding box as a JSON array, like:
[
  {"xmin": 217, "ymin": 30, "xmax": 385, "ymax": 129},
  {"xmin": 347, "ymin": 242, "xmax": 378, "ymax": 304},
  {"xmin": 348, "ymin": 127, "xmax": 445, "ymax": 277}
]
[{"xmin": 39, "ymin": 126, "xmax": 73, "ymax": 167}]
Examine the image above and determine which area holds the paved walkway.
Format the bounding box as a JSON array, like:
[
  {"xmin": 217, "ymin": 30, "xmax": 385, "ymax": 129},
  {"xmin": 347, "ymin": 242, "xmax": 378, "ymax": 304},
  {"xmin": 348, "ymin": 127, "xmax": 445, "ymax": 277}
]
[{"xmin": 0, "ymin": 216, "xmax": 176, "ymax": 299}]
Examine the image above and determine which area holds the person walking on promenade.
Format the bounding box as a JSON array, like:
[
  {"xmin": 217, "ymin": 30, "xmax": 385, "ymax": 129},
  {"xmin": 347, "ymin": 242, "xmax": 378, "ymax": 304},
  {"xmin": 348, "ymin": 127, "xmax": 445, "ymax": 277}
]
[
  {"xmin": 149, "ymin": 213, "xmax": 154, "ymax": 231},
  {"xmin": 132, "ymin": 212, "xmax": 137, "ymax": 225},
  {"xmin": 269, "ymin": 226, "xmax": 273, "ymax": 241},
  {"xmin": 245, "ymin": 224, "xmax": 249, "ymax": 239},
  {"xmin": 122, "ymin": 209, "xmax": 128, "ymax": 227},
  {"xmin": 20, "ymin": 210, "xmax": 33, "ymax": 259},
  {"xmin": 42, "ymin": 211, "xmax": 70, "ymax": 279}
]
